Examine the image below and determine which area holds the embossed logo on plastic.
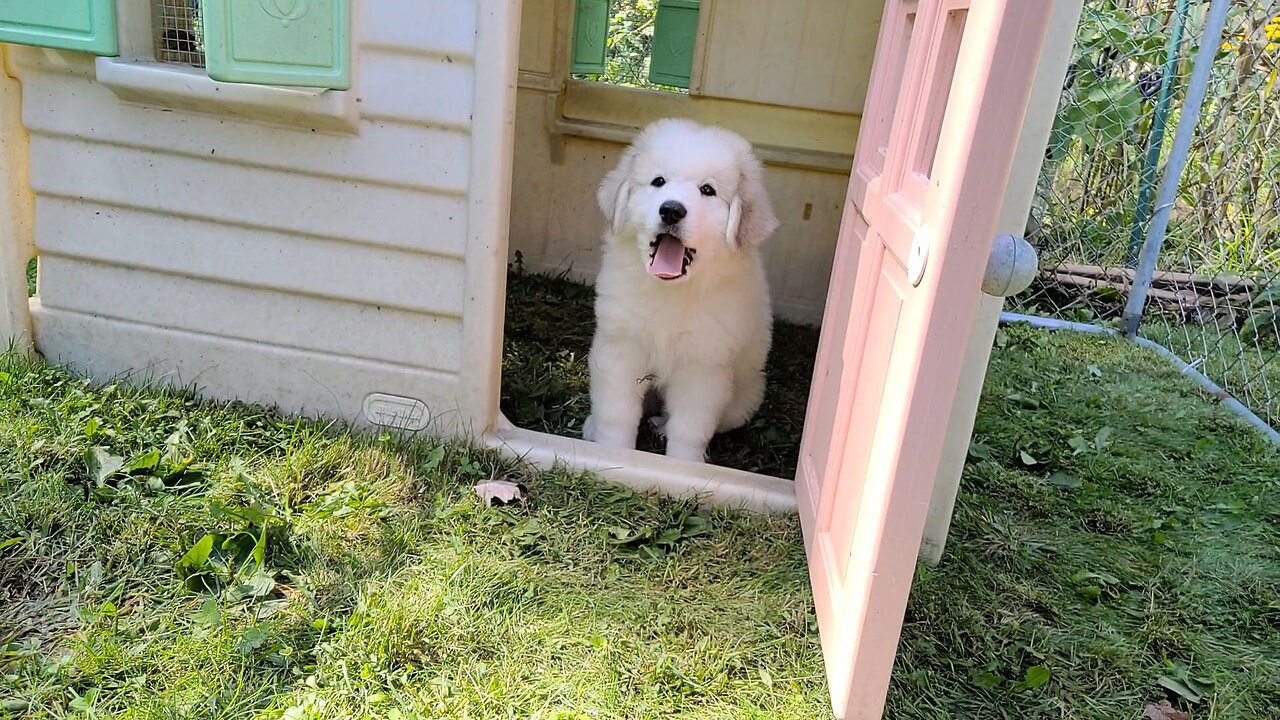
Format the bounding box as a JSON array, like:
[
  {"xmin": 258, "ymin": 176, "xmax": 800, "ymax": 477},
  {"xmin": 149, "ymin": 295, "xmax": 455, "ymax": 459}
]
[
  {"xmin": 362, "ymin": 393, "xmax": 430, "ymax": 432},
  {"xmin": 260, "ymin": 0, "xmax": 308, "ymax": 27}
]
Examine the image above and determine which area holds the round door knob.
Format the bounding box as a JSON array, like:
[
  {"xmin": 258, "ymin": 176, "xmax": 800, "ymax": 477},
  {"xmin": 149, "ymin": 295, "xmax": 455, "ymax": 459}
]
[{"xmin": 983, "ymin": 234, "xmax": 1038, "ymax": 297}]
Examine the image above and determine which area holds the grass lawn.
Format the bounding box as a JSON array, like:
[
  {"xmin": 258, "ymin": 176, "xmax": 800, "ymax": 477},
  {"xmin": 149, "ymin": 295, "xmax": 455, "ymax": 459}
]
[
  {"xmin": 2, "ymin": 273, "xmax": 1278, "ymax": 719},
  {"xmin": 1016, "ymin": 277, "xmax": 1280, "ymax": 430}
]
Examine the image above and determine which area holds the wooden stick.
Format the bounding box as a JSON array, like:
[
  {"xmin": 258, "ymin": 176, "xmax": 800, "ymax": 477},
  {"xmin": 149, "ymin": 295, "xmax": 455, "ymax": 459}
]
[
  {"xmin": 1048, "ymin": 273, "xmax": 1203, "ymax": 305},
  {"xmin": 1050, "ymin": 262, "xmax": 1258, "ymax": 292}
]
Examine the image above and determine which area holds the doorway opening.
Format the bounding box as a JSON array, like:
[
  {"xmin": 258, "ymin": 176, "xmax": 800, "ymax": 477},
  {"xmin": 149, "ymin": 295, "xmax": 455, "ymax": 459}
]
[{"xmin": 494, "ymin": 0, "xmax": 882, "ymax": 486}]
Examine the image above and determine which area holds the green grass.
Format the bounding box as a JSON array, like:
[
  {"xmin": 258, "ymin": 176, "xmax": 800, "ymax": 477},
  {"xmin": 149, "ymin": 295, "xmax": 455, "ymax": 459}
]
[
  {"xmin": 0, "ymin": 353, "xmax": 824, "ymax": 719},
  {"xmin": 2, "ymin": 297, "xmax": 1278, "ymax": 718},
  {"xmin": 1015, "ymin": 279, "xmax": 1280, "ymax": 427},
  {"xmin": 1140, "ymin": 318, "xmax": 1280, "ymax": 426},
  {"xmin": 893, "ymin": 326, "xmax": 1280, "ymax": 719}
]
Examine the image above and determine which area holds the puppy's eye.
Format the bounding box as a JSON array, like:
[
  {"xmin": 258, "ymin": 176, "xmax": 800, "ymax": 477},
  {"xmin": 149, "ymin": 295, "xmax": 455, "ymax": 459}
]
[
  {"xmin": 651, "ymin": 176, "xmax": 666, "ymax": 188},
  {"xmin": 699, "ymin": 184, "xmax": 716, "ymax": 197}
]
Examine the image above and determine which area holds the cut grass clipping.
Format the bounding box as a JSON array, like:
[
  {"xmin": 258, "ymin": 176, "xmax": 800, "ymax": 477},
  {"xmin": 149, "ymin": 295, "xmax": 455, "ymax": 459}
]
[
  {"xmin": 502, "ymin": 268, "xmax": 818, "ymax": 478},
  {"xmin": 0, "ymin": 277, "xmax": 1277, "ymax": 718}
]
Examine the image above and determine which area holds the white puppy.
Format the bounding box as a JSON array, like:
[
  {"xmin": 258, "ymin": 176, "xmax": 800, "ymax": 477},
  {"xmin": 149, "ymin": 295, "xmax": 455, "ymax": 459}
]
[{"xmin": 582, "ymin": 119, "xmax": 780, "ymax": 463}]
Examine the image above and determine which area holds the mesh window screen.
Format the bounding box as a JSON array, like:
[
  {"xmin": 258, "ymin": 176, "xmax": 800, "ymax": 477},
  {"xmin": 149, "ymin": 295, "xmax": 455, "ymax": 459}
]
[{"xmin": 152, "ymin": 0, "xmax": 204, "ymax": 67}]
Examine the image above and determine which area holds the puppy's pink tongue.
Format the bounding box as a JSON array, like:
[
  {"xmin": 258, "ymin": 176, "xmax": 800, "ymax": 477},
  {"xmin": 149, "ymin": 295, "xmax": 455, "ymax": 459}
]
[{"xmin": 649, "ymin": 235, "xmax": 686, "ymax": 279}]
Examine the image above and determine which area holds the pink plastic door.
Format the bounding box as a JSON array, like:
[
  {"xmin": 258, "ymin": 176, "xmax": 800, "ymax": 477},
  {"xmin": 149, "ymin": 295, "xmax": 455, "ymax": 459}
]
[{"xmin": 796, "ymin": 0, "xmax": 1053, "ymax": 717}]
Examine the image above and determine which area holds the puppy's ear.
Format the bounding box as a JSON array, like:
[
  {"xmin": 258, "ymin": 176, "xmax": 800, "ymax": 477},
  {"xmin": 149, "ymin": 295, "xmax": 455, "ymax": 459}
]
[
  {"xmin": 597, "ymin": 146, "xmax": 638, "ymax": 234},
  {"xmin": 725, "ymin": 151, "xmax": 779, "ymax": 249}
]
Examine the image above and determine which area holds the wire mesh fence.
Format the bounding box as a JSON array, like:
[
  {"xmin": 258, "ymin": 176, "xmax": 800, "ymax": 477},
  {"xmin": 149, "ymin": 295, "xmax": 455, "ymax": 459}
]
[
  {"xmin": 1018, "ymin": 0, "xmax": 1280, "ymax": 430},
  {"xmin": 152, "ymin": 0, "xmax": 205, "ymax": 67},
  {"xmin": 570, "ymin": 0, "xmax": 686, "ymax": 92}
]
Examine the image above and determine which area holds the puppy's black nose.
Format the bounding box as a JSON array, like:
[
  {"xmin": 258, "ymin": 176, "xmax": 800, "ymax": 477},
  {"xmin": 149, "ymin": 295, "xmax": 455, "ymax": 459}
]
[{"xmin": 659, "ymin": 200, "xmax": 687, "ymax": 225}]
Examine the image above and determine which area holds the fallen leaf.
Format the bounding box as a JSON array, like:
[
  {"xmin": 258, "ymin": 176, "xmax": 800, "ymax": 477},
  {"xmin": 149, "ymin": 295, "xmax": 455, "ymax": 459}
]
[
  {"xmin": 1068, "ymin": 434, "xmax": 1091, "ymax": 455},
  {"xmin": 84, "ymin": 446, "xmax": 125, "ymax": 485},
  {"xmin": 474, "ymin": 480, "xmax": 528, "ymax": 507},
  {"xmin": 1019, "ymin": 665, "xmax": 1051, "ymax": 691},
  {"xmin": 127, "ymin": 449, "xmax": 161, "ymax": 473},
  {"xmin": 1157, "ymin": 676, "xmax": 1203, "ymax": 704},
  {"xmin": 970, "ymin": 668, "xmax": 1002, "ymax": 690},
  {"xmin": 1048, "ymin": 471, "xmax": 1082, "ymax": 489},
  {"xmin": 1094, "ymin": 426, "xmax": 1115, "ymax": 450},
  {"xmin": 189, "ymin": 597, "xmax": 220, "ymax": 625},
  {"xmin": 1144, "ymin": 699, "xmax": 1190, "ymax": 720},
  {"xmin": 968, "ymin": 443, "xmax": 993, "ymax": 460},
  {"xmin": 507, "ymin": 518, "xmax": 544, "ymax": 544},
  {"xmin": 237, "ymin": 626, "xmax": 269, "ymax": 654}
]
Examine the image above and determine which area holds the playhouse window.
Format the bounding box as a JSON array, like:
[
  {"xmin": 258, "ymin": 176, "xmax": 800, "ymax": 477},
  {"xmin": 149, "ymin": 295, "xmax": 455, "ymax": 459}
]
[
  {"xmin": 571, "ymin": 0, "xmax": 700, "ymax": 92},
  {"xmin": 152, "ymin": 0, "xmax": 206, "ymax": 67}
]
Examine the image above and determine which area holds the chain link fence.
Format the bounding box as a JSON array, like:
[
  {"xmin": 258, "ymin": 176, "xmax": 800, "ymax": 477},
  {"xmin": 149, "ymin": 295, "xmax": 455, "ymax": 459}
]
[{"xmin": 1017, "ymin": 0, "xmax": 1280, "ymax": 431}]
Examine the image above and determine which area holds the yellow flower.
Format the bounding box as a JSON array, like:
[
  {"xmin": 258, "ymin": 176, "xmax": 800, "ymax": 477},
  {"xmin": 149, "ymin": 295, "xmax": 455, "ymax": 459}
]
[{"xmin": 1224, "ymin": 17, "xmax": 1280, "ymax": 53}]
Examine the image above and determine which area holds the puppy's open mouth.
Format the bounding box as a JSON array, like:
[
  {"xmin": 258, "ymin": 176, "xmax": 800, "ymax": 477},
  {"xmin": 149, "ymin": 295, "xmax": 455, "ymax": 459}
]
[{"xmin": 648, "ymin": 233, "xmax": 695, "ymax": 280}]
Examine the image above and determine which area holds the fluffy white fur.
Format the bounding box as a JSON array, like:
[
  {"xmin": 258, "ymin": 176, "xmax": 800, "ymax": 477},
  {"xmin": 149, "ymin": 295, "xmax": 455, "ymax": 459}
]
[{"xmin": 582, "ymin": 119, "xmax": 780, "ymax": 463}]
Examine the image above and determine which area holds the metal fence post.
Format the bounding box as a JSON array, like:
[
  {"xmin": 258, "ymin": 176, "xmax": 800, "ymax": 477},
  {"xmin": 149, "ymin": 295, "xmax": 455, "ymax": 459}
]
[
  {"xmin": 1125, "ymin": 0, "xmax": 1190, "ymax": 267},
  {"xmin": 1120, "ymin": 0, "xmax": 1234, "ymax": 338}
]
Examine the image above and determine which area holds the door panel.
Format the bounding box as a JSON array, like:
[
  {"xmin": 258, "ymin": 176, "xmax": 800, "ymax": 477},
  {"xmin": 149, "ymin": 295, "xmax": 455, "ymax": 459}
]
[
  {"xmin": 828, "ymin": 253, "xmax": 904, "ymax": 581},
  {"xmin": 796, "ymin": 0, "xmax": 1054, "ymax": 717}
]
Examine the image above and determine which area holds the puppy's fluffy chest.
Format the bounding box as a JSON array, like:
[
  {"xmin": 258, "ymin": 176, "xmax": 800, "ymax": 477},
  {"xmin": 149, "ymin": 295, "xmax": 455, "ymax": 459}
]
[{"xmin": 595, "ymin": 248, "xmax": 768, "ymax": 373}]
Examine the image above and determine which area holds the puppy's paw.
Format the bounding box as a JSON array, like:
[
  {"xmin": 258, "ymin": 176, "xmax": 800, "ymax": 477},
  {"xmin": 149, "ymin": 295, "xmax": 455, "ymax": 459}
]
[
  {"xmin": 583, "ymin": 417, "xmax": 639, "ymax": 450},
  {"xmin": 664, "ymin": 440, "xmax": 707, "ymax": 463}
]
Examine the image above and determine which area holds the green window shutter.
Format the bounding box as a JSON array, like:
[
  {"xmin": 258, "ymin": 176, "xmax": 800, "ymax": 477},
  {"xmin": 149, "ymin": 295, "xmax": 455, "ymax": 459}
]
[
  {"xmin": 648, "ymin": 0, "xmax": 698, "ymax": 88},
  {"xmin": 571, "ymin": 0, "xmax": 609, "ymax": 75},
  {"xmin": 0, "ymin": 0, "xmax": 118, "ymax": 56},
  {"xmin": 202, "ymin": 0, "xmax": 350, "ymax": 90}
]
